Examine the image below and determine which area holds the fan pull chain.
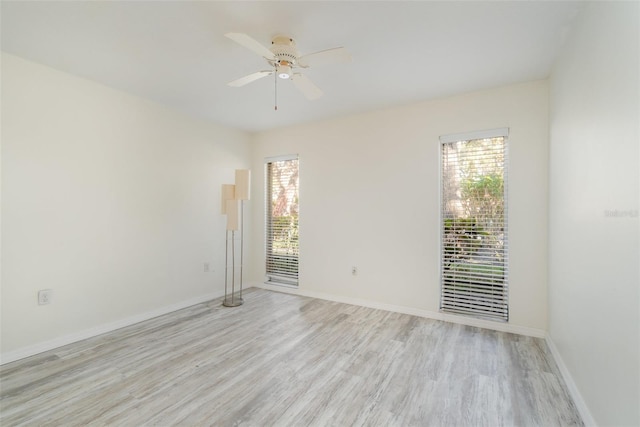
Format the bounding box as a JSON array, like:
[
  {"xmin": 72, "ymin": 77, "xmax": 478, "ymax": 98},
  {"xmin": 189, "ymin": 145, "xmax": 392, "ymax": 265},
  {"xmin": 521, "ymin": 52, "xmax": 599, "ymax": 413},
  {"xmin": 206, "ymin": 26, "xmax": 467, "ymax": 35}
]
[{"xmin": 274, "ymin": 71, "xmax": 278, "ymax": 111}]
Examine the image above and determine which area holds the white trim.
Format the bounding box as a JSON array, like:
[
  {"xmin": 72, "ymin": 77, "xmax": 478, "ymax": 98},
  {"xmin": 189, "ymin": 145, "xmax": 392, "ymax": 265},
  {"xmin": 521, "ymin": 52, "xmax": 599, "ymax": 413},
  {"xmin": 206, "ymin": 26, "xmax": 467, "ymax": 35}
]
[
  {"xmin": 439, "ymin": 135, "xmax": 510, "ymax": 321},
  {"xmin": 545, "ymin": 334, "xmax": 597, "ymax": 427},
  {"xmin": 439, "ymin": 127, "xmax": 509, "ymax": 143},
  {"xmin": 264, "ymin": 279, "xmax": 298, "ymax": 289},
  {"xmin": 0, "ymin": 289, "xmax": 226, "ymax": 365},
  {"xmin": 264, "ymin": 155, "xmax": 300, "ymax": 282},
  {"xmin": 264, "ymin": 154, "xmax": 298, "ymax": 163},
  {"xmin": 253, "ymin": 282, "xmax": 545, "ymax": 338}
]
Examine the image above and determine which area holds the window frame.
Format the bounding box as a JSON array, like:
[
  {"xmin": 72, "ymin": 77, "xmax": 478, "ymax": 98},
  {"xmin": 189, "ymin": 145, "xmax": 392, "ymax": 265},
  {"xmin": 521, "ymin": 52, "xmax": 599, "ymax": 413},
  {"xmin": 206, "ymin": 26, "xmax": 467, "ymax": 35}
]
[
  {"xmin": 264, "ymin": 154, "xmax": 300, "ymax": 286},
  {"xmin": 438, "ymin": 128, "xmax": 509, "ymax": 322}
]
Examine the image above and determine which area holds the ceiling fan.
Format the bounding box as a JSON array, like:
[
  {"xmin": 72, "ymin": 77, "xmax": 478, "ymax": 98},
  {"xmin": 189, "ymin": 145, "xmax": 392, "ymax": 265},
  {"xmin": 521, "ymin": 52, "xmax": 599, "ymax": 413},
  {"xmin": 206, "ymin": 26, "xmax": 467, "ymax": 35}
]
[{"xmin": 225, "ymin": 32, "xmax": 351, "ymax": 101}]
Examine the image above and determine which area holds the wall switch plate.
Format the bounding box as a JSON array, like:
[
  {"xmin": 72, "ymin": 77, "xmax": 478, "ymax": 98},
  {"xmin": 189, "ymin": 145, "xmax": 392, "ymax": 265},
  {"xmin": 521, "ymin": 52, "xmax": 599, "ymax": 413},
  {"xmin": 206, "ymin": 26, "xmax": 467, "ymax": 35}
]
[
  {"xmin": 204, "ymin": 262, "xmax": 210, "ymax": 272},
  {"xmin": 38, "ymin": 289, "xmax": 52, "ymax": 305},
  {"xmin": 352, "ymin": 266, "xmax": 358, "ymax": 276}
]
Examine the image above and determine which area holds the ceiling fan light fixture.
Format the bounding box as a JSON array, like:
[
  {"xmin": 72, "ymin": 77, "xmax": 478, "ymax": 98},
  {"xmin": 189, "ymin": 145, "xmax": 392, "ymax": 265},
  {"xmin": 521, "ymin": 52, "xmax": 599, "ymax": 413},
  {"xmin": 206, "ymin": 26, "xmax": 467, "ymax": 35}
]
[{"xmin": 277, "ymin": 64, "xmax": 291, "ymax": 79}]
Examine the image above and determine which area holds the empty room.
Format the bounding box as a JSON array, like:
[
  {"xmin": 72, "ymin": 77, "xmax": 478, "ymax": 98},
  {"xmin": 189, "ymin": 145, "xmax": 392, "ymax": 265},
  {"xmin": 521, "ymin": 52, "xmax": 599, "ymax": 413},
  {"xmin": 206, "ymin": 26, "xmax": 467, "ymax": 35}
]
[{"xmin": 1, "ymin": 1, "xmax": 638, "ymax": 426}]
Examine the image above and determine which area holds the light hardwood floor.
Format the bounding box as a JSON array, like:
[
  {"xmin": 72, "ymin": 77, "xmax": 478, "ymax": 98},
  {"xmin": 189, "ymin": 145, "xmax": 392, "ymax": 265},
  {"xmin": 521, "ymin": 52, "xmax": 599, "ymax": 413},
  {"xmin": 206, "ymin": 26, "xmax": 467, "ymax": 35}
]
[{"xmin": 1, "ymin": 288, "xmax": 582, "ymax": 426}]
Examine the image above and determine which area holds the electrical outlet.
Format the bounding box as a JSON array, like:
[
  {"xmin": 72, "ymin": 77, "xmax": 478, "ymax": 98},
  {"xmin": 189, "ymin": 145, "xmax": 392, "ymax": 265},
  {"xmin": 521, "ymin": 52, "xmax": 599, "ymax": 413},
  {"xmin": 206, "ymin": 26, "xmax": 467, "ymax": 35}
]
[
  {"xmin": 204, "ymin": 262, "xmax": 210, "ymax": 272},
  {"xmin": 38, "ymin": 289, "xmax": 52, "ymax": 305},
  {"xmin": 352, "ymin": 266, "xmax": 358, "ymax": 276}
]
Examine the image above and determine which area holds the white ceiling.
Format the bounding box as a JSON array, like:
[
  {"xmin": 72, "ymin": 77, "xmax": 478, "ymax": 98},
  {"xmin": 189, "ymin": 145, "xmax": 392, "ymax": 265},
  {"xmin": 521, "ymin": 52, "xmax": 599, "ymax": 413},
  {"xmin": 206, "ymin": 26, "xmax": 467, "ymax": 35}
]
[{"xmin": 1, "ymin": 1, "xmax": 584, "ymax": 132}]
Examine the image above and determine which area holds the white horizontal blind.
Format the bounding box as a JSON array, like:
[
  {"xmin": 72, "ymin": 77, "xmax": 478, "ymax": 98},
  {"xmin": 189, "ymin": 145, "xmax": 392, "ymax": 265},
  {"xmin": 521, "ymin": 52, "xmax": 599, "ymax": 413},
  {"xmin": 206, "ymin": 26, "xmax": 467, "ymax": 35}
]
[
  {"xmin": 265, "ymin": 156, "xmax": 299, "ymax": 285},
  {"xmin": 440, "ymin": 134, "xmax": 509, "ymax": 321}
]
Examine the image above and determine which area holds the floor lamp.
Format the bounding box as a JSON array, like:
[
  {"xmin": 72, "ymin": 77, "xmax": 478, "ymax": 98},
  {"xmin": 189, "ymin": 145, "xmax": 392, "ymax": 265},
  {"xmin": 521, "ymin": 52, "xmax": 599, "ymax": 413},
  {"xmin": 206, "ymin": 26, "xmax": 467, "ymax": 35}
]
[{"xmin": 221, "ymin": 169, "xmax": 250, "ymax": 307}]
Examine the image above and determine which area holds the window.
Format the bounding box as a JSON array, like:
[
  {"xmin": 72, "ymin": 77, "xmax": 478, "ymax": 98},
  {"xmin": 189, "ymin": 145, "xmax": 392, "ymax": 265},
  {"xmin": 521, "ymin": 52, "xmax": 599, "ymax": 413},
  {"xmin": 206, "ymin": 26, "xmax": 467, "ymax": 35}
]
[
  {"xmin": 265, "ymin": 155, "xmax": 299, "ymax": 285},
  {"xmin": 440, "ymin": 129, "xmax": 509, "ymax": 321}
]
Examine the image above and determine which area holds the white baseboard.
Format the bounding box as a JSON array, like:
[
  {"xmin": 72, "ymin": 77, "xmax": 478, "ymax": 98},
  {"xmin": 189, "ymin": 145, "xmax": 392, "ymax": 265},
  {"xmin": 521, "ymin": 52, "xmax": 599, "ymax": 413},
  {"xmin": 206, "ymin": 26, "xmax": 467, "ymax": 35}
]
[
  {"xmin": 253, "ymin": 282, "xmax": 546, "ymax": 338},
  {"xmin": 0, "ymin": 289, "xmax": 226, "ymax": 365},
  {"xmin": 545, "ymin": 334, "xmax": 597, "ymax": 426}
]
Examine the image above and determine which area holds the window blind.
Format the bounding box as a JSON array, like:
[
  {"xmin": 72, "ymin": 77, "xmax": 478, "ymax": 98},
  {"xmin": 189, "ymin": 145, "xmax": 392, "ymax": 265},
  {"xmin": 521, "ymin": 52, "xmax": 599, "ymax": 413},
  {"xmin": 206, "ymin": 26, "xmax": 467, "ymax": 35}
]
[
  {"xmin": 265, "ymin": 155, "xmax": 299, "ymax": 285},
  {"xmin": 440, "ymin": 133, "xmax": 509, "ymax": 321}
]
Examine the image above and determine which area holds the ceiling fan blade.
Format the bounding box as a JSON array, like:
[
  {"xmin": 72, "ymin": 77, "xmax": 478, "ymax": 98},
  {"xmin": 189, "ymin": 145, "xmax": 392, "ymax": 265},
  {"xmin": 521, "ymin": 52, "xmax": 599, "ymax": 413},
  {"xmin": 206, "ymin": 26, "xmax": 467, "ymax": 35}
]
[
  {"xmin": 225, "ymin": 33, "xmax": 275, "ymax": 60},
  {"xmin": 292, "ymin": 74, "xmax": 323, "ymax": 100},
  {"xmin": 298, "ymin": 47, "xmax": 351, "ymax": 68},
  {"xmin": 228, "ymin": 70, "xmax": 273, "ymax": 87}
]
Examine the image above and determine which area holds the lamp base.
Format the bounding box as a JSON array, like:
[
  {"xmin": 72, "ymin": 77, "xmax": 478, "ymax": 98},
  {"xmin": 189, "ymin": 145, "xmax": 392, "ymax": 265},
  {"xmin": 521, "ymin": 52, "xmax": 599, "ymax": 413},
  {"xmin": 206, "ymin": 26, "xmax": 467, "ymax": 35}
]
[{"xmin": 222, "ymin": 297, "xmax": 244, "ymax": 307}]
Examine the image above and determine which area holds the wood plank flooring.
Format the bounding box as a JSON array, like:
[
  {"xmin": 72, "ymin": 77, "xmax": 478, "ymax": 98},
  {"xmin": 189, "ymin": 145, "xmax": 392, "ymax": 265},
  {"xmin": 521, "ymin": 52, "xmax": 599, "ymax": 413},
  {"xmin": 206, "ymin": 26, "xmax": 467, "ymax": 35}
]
[{"xmin": 1, "ymin": 288, "xmax": 583, "ymax": 426}]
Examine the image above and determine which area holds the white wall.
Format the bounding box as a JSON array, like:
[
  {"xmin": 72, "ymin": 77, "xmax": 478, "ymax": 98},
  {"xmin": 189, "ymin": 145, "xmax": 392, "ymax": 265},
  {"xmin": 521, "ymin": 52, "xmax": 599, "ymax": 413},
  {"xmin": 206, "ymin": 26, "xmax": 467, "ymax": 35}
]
[
  {"xmin": 549, "ymin": 2, "xmax": 639, "ymax": 426},
  {"xmin": 1, "ymin": 53, "xmax": 251, "ymax": 360},
  {"xmin": 250, "ymin": 80, "xmax": 549, "ymax": 333}
]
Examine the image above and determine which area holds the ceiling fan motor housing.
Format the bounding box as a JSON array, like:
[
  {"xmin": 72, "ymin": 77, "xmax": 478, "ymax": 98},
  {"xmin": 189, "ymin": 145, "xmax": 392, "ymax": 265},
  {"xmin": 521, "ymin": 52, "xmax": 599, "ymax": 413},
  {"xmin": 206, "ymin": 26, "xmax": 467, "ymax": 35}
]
[{"xmin": 270, "ymin": 35, "xmax": 299, "ymax": 67}]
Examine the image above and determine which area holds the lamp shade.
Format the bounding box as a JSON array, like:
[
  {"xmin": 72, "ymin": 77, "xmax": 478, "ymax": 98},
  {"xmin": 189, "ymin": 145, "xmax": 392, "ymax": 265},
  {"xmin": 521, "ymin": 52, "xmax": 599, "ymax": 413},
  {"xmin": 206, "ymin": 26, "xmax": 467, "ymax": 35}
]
[
  {"xmin": 226, "ymin": 199, "xmax": 239, "ymax": 231},
  {"xmin": 235, "ymin": 169, "xmax": 251, "ymax": 200},
  {"xmin": 221, "ymin": 184, "xmax": 235, "ymax": 214}
]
